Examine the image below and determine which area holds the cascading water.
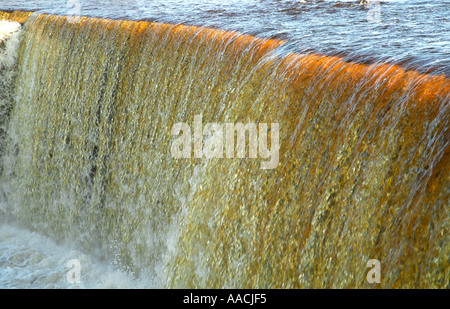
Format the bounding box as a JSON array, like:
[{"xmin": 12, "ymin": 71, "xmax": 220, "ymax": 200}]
[
  {"xmin": 0, "ymin": 9, "xmax": 448, "ymax": 289},
  {"xmin": 0, "ymin": 19, "xmax": 21, "ymax": 176}
]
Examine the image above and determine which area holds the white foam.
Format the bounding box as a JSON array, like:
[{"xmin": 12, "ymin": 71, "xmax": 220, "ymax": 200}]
[
  {"xmin": 0, "ymin": 223, "xmax": 158, "ymax": 289},
  {"xmin": 0, "ymin": 21, "xmax": 21, "ymax": 42},
  {"xmin": 0, "ymin": 20, "xmax": 21, "ymax": 80}
]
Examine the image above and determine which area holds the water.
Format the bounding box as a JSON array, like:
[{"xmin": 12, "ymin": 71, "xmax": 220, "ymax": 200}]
[
  {"xmin": 0, "ymin": 223, "xmax": 155, "ymax": 288},
  {"xmin": 0, "ymin": 2, "xmax": 449, "ymax": 289},
  {"xmin": 1, "ymin": 0, "xmax": 449, "ymax": 75}
]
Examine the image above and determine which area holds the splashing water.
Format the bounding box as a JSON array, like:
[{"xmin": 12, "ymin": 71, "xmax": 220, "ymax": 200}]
[{"xmin": 0, "ymin": 224, "xmax": 157, "ymax": 288}]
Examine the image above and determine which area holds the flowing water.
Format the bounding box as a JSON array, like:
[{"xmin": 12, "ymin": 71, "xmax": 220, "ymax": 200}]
[
  {"xmin": 2, "ymin": 0, "xmax": 450, "ymax": 76},
  {"xmin": 0, "ymin": 1, "xmax": 449, "ymax": 289}
]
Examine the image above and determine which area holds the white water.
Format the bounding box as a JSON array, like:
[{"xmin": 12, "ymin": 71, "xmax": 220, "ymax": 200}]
[
  {"xmin": 0, "ymin": 222, "xmax": 157, "ymax": 288},
  {"xmin": 0, "ymin": 21, "xmax": 20, "ymax": 43}
]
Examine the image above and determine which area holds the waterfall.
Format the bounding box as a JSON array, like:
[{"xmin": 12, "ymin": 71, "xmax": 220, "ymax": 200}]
[
  {"xmin": 0, "ymin": 11, "xmax": 448, "ymax": 288},
  {"xmin": 0, "ymin": 19, "xmax": 21, "ymax": 176}
]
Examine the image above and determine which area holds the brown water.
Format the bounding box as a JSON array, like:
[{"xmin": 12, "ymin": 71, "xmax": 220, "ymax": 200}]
[{"xmin": 0, "ymin": 10, "xmax": 449, "ymax": 288}]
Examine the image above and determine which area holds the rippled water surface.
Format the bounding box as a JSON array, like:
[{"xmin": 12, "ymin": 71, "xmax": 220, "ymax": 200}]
[{"xmin": 1, "ymin": 0, "xmax": 449, "ymax": 75}]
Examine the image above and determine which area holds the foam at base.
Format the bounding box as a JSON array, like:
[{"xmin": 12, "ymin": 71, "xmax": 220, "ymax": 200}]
[{"xmin": 0, "ymin": 223, "xmax": 156, "ymax": 288}]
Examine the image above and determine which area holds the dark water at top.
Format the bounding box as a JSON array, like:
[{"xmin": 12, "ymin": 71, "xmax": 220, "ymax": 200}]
[{"xmin": 1, "ymin": 0, "xmax": 449, "ymax": 75}]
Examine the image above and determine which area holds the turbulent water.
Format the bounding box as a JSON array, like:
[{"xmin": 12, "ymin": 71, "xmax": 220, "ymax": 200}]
[
  {"xmin": 0, "ymin": 223, "xmax": 159, "ymax": 288},
  {"xmin": 0, "ymin": 1, "xmax": 449, "ymax": 289}
]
